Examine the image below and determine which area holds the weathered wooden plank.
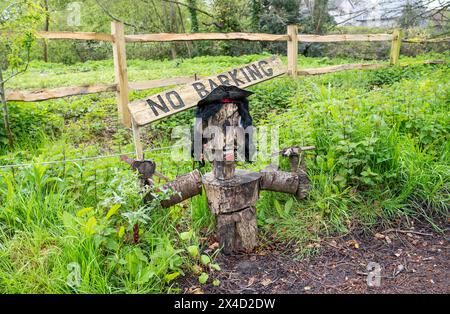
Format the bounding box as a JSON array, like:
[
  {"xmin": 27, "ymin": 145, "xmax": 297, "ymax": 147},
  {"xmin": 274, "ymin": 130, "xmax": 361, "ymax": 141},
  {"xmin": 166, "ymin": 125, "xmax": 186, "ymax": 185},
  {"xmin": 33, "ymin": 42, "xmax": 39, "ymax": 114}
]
[
  {"xmin": 287, "ymin": 25, "xmax": 298, "ymax": 77},
  {"xmin": 128, "ymin": 56, "xmax": 286, "ymax": 126},
  {"xmin": 297, "ymin": 63, "xmax": 386, "ymax": 75},
  {"xmin": 298, "ymin": 33, "xmax": 393, "ymax": 42},
  {"xmin": 129, "ymin": 76, "xmax": 200, "ymax": 90},
  {"xmin": 390, "ymin": 29, "xmax": 403, "ymax": 66},
  {"xmin": 125, "ymin": 32, "xmax": 289, "ymax": 42},
  {"xmin": 35, "ymin": 31, "xmax": 391, "ymax": 43},
  {"xmin": 6, "ymin": 83, "xmax": 117, "ymax": 101},
  {"xmin": 37, "ymin": 31, "xmax": 113, "ymax": 42},
  {"xmin": 403, "ymin": 36, "xmax": 450, "ymax": 43},
  {"xmin": 7, "ymin": 60, "xmax": 444, "ymax": 102},
  {"xmin": 112, "ymin": 21, "xmax": 131, "ymax": 127}
]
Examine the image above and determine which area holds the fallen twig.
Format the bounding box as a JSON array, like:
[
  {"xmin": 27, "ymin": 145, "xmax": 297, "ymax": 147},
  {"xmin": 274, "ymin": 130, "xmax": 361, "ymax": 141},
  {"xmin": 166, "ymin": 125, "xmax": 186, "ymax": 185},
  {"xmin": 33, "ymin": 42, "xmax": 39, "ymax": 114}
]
[{"xmin": 383, "ymin": 229, "xmax": 433, "ymax": 237}]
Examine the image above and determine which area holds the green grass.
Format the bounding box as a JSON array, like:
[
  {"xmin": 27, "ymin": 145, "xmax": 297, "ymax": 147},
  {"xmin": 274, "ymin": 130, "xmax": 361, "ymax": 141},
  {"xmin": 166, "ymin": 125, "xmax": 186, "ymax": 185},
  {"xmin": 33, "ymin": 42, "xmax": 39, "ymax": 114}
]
[{"xmin": 0, "ymin": 53, "xmax": 449, "ymax": 293}]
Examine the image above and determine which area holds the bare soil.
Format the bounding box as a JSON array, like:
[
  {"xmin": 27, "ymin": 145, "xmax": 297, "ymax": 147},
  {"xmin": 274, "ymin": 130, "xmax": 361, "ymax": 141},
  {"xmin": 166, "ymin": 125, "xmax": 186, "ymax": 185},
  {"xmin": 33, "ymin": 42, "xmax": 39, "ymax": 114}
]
[{"xmin": 179, "ymin": 218, "xmax": 449, "ymax": 294}]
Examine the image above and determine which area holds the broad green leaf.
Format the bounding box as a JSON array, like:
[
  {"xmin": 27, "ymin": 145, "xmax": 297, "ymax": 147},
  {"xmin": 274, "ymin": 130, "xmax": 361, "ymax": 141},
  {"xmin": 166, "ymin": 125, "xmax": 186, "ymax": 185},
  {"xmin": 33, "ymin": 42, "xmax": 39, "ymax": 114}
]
[
  {"xmin": 200, "ymin": 254, "xmax": 211, "ymax": 266},
  {"xmin": 76, "ymin": 207, "xmax": 93, "ymax": 217},
  {"xmin": 106, "ymin": 204, "xmax": 121, "ymax": 219},
  {"xmin": 84, "ymin": 216, "xmax": 97, "ymax": 235},
  {"xmin": 118, "ymin": 226, "xmax": 125, "ymax": 239},
  {"xmin": 284, "ymin": 198, "xmax": 294, "ymax": 215},
  {"xmin": 210, "ymin": 263, "xmax": 221, "ymax": 271},
  {"xmin": 179, "ymin": 231, "xmax": 192, "ymax": 241},
  {"xmin": 213, "ymin": 279, "xmax": 221, "ymax": 286},
  {"xmin": 187, "ymin": 245, "xmax": 199, "ymax": 258},
  {"xmin": 138, "ymin": 267, "xmax": 155, "ymax": 284},
  {"xmin": 165, "ymin": 271, "xmax": 181, "ymax": 282},
  {"xmin": 274, "ymin": 199, "xmax": 283, "ymax": 217},
  {"xmin": 198, "ymin": 272, "xmax": 208, "ymax": 284}
]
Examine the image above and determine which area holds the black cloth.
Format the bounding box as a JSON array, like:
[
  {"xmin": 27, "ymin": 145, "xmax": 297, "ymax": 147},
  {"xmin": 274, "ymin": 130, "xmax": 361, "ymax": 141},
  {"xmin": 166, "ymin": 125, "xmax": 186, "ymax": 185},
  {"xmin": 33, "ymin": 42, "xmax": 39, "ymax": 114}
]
[{"xmin": 192, "ymin": 85, "xmax": 255, "ymax": 165}]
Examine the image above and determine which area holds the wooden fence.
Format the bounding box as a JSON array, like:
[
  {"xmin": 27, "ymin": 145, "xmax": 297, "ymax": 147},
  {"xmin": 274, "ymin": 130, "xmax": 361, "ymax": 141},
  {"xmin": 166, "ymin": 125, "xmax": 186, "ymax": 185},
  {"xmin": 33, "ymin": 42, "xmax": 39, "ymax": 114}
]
[{"xmin": 6, "ymin": 23, "xmax": 445, "ymax": 127}]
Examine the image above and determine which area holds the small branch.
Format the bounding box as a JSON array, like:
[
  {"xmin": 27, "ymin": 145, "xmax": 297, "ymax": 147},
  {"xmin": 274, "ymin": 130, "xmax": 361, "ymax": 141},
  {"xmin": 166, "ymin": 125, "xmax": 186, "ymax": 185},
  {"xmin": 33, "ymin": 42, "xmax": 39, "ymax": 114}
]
[
  {"xmin": 0, "ymin": 50, "xmax": 30, "ymax": 85},
  {"xmin": 94, "ymin": 0, "xmax": 140, "ymax": 29},
  {"xmin": 160, "ymin": 0, "xmax": 214, "ymax": 18},
  {"xmin": 383, "ymin": 229, "xmax": 434, "ymax": 237}
]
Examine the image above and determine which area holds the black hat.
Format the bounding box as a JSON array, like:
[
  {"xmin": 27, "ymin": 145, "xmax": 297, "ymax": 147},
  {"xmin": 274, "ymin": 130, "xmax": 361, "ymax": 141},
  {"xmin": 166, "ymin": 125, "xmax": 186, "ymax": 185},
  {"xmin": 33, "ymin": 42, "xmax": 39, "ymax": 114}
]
[{"xmin": 197, "ymin": 85, "xmax": 254, "ymax": 106}]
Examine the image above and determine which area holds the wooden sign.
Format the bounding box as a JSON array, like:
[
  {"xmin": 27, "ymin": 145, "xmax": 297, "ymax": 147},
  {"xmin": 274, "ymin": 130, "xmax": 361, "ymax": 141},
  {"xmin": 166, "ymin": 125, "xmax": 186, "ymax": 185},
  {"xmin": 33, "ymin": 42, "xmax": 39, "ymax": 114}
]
[{"xmin": 128, "ymin": 56, "xmax": 286, "ymax": 126}]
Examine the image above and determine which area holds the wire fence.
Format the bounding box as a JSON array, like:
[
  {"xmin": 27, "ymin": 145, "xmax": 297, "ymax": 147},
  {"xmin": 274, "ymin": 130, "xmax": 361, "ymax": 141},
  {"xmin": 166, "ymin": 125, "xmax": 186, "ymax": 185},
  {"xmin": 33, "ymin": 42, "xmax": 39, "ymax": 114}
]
[{"xmin": 0, "ymin": 144, "xmax": 184, "ymax": 169}]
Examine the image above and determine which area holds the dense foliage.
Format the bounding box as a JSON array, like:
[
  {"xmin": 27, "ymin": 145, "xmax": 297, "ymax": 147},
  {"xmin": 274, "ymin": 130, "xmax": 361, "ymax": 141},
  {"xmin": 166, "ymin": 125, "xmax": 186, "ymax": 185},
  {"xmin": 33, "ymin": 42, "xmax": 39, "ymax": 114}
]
[{"xmin": 0, "ymin": 53, "xmax": 448, "ymax": 292}]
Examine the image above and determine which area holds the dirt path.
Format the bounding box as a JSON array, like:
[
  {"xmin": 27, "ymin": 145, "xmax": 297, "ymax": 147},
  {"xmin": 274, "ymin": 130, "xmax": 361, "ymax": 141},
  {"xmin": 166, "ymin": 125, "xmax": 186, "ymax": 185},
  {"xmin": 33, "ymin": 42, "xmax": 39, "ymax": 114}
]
[{"xmin": 179, "ymin": 219, "xmax": 449, "ymax": 294}]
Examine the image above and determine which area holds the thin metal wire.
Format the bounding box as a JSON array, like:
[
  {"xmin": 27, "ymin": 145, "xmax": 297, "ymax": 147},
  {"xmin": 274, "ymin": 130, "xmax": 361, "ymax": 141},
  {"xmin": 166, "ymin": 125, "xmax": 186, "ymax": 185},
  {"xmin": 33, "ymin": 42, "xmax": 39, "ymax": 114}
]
[{"xmin": 0, "ymin": 144, "xmax": 183, "ymax": 169}]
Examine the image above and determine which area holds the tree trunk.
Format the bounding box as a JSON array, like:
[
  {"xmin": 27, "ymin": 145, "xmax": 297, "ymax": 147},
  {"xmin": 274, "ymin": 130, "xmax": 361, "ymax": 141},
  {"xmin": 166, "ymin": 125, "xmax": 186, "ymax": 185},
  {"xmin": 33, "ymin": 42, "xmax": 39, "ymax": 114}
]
[
  {"xmin": 176, "ymin": 3, "xmax": 193, "ymax": 58},
  {"xmin": 216, "ymin": 206, "xmax": 257, "ymax": 255},
  {"xmin": 169, "ymin": 2, "xmax": 178, "ymax": 59},
  {"xmin": 0, "ymin": 69, "xmax": 14, "ymax": 148},
  {"xmin": 43, "ymin": 0, "xmax": 49, "ymax": 62}
]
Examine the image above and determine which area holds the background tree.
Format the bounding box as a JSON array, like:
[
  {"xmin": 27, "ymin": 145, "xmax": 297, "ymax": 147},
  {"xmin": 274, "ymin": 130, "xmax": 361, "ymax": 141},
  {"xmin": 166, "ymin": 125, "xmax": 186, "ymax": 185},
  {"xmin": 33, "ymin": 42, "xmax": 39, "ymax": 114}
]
[
  {"xmin": 0, "ymin": 0, "xmax": 44, "ymax": 148},
  {"xmin": 258, "ymin": 0, "xmax": 301, "ymax": 53},
  {"xmin": 187, "ymin": 0, "xmax": 199, "ymax": 32},
  {"xmin": 399, "ymin": 0, "xmax": 427, "ymax": 28},
  {"xmin": 250, "ymin": 0, "xmax": 262, "ymax": 31}
]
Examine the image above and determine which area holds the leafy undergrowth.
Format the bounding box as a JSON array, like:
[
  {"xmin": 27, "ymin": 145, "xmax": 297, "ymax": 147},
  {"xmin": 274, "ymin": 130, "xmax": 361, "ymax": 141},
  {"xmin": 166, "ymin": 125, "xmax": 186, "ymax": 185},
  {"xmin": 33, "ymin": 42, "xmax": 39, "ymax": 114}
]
[{"xmin": 0, "ymin": 53, "xmax": 448, "ymax": 293}]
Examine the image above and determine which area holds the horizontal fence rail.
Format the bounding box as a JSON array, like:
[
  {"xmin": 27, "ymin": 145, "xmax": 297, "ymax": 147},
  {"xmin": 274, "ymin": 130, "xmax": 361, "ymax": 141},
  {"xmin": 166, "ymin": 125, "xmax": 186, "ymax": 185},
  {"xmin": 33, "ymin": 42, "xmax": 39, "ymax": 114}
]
[
  {"xmin": 402, "ymin": 36, "xmax": 450, "ymax": 43},
  {"xmin": 37, "ymin": 31, "xmax": 114, "ymax": 42},
  {"xmin": 6, "ymin": 76, "xmax": 200, "ymax": 102},
  {"xmin": 6, "ymin": 60, "xmax": 445, "ymax": 102},
  {"xmin": 298, "ymin": 33, "xmax": 393, "ymax": 42},
  {"xmin": 125, "ymin": 32, "xmax": 289, "ymax": 42},
  {"xmin": 36, "ymin": 31, "xmax": 402, "ymax": 43}
]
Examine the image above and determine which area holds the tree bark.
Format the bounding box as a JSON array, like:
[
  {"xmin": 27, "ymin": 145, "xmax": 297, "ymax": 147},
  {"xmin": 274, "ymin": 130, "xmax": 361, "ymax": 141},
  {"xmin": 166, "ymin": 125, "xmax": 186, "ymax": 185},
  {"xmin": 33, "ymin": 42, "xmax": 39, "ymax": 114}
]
[
  {"xmin": 216, "ymin": 206, "xmax": 257, "ymax": 255},
  {"xmin": 260, "ymin": 169, "xmax": 310, "ymax": 199},
  {"xmin": 159, "ymin": 169, "xmax": 203, "ymax": 207},
  {"xmin": 0, "ymin": 68, "xmax": 14, "ymax": 148},
  {"xmin": 43, "ymin": 0, "xmax": 49, "ymax": 62},
  {"xmin": 203, "ymin": 170, "xmax": 261, "ymax": 214}
]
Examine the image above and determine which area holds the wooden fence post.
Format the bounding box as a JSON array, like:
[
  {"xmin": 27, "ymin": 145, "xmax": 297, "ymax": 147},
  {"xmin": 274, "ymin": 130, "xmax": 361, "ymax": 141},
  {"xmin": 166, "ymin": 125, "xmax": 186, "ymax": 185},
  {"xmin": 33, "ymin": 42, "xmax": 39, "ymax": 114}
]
[
  {"xmin": 287, "ymin": 24, "xmax": 298, "ymax": 77},
  {"xmin": 132, "ymin": 120, "xmax": 144, "ymax": 161},
  {"xmin": 390, "ymin": 28, "xmax": 402, "ymax": 66},
  {"xmin": 112, "ymin": 21, "xmax": 131, "ymax": 127}
]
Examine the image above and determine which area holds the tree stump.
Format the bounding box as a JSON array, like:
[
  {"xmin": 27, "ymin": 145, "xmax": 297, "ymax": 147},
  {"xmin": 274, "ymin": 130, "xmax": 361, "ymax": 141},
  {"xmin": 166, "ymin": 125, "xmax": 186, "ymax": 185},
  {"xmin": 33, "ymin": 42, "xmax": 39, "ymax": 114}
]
[
  {"xmin": 216, "ymin": 206, "xmax": 257, "ymax": 255},
  {"xmin": 203, "ymin": 170, "xmax": 261, "ymax": 254}
]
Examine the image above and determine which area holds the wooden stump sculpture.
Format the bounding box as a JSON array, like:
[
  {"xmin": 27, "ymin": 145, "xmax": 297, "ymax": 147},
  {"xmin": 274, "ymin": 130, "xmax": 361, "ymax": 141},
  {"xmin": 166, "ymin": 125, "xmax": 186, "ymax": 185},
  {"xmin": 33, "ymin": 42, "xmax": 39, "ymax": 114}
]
[{"xmin": 136, "ymin": 104, "xmax": 314, "ymax": 254}]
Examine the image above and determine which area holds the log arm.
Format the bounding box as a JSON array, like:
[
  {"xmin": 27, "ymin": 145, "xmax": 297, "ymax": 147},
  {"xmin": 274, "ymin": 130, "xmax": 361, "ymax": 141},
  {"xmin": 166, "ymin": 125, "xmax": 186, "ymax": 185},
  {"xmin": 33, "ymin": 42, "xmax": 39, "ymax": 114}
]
[
  {"xmin": 158, "ymin": 169, "xmax": 203, "ymax": 208},
  {"xmin": 259, "ymin": 170, "xmax": 311, "ymax": 199},
  {"xmin": 260, "ymin": 145, "xmax": 315, "ymax": 198}
]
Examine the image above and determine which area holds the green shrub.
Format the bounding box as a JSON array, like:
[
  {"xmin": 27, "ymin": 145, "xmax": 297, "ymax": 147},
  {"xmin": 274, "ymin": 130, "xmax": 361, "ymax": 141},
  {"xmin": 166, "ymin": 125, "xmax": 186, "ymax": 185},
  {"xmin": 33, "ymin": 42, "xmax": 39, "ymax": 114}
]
[{"xmin": 0, "ymin": 102, "xmax": 63, "ymax": 152}]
